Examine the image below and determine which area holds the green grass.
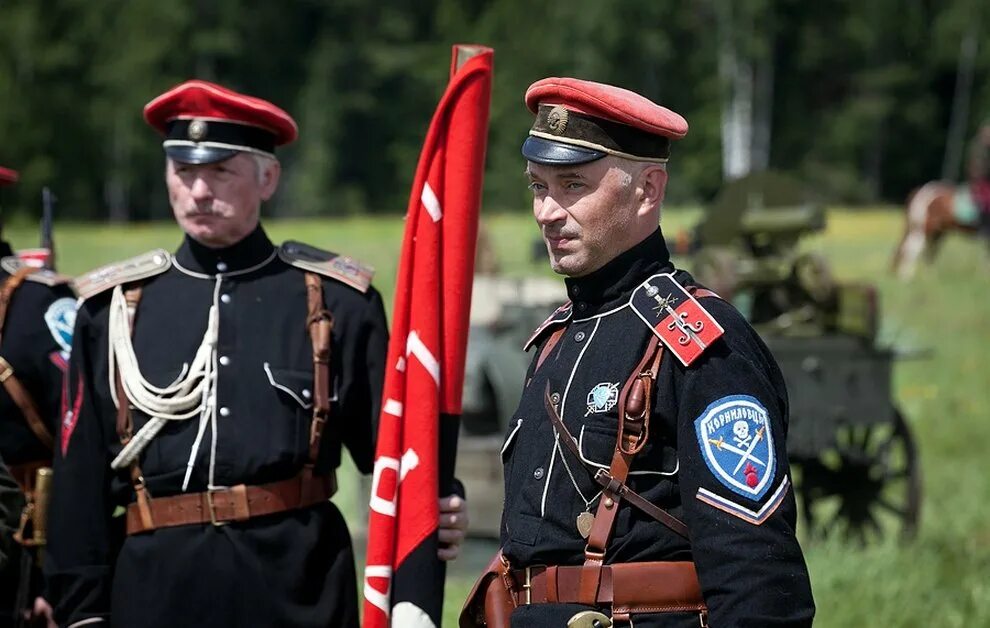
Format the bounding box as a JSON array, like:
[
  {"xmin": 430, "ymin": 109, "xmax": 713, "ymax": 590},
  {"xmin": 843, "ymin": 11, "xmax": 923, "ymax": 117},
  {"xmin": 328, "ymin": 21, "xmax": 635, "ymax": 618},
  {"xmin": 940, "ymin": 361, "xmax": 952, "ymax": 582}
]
[{"xmin": 5, "ymin": 207, "xmax": 989, "ymax": 626}]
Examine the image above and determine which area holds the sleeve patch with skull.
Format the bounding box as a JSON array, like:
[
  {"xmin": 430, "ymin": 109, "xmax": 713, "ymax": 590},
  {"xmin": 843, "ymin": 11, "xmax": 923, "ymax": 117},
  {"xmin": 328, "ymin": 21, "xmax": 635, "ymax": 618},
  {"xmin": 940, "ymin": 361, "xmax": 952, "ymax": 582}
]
[{"xmin": 693, "ymin": 395, "xmax": 777, "ymax": 501}]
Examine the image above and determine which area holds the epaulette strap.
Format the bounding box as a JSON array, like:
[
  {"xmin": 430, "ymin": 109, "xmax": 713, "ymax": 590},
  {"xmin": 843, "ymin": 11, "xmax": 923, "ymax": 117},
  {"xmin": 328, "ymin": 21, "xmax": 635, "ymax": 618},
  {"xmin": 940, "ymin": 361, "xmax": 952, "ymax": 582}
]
[
  {"xmin": 523, "ymin": 301, "xmax": 573, "ymax": 352},
  {"xmin": 278, "ymin": 241, "xmax": 374, "ymax": 294},
  {"xmin": 628, "ymin": 273, "xmax": 725, "ymax": 367},
  {"xmin": 72, "ymin": 249, "xmax": 172, "ymax": 300},
  {"xmin": 0, "ymin": 257, "xmax": 71, "ymax": 287}
]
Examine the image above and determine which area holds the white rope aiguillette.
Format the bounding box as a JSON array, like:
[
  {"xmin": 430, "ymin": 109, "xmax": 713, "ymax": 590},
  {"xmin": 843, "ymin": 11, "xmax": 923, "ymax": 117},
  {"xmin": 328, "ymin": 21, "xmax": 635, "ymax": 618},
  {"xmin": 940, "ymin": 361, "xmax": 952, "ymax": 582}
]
[{"xmin": 108, "ymin": 281, "xmax": 222, "ymax": 491}]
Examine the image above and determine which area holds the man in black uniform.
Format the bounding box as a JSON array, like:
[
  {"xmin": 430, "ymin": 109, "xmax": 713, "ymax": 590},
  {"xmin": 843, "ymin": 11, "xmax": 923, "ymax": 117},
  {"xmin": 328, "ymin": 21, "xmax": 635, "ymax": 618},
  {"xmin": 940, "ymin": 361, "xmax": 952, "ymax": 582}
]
[
  {"xmin": 45, "ymin": 80, "xmax": 466, "ymax": 628},
  {"xmin": 0, "ymin": 166, "xmax": 74, "ymax": 627},
  {"xmin": 494, "ymin": 78, "xmax": 815, "ymax": 627}
]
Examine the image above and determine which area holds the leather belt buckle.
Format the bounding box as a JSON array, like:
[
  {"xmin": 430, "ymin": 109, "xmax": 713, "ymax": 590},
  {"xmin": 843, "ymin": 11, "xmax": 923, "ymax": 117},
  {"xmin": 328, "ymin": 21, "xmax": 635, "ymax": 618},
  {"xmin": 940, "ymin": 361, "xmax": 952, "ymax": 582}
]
[
  {"xmin": 207, "ymin": 484, "xmax": 249, "ymax": 526},
  {"xmin": 567, "ymin": 610, "xmax": 612, "ymax": 628},
  {"xmin": 522, "ymin": 566, "xmax": 532, "ymax": 605}
]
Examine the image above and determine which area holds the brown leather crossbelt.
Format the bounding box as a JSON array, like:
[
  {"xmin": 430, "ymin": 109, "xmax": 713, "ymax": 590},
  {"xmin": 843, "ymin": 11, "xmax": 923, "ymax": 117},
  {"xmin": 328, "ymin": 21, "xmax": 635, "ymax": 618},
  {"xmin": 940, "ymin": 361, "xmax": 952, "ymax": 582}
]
[
  {"xmin": 510, "ymin": 561, "xmax": 705, "ymax": 618},
  {"xmin": 125, "ymin": 471, "xmax": 336, "ymax": 534}
]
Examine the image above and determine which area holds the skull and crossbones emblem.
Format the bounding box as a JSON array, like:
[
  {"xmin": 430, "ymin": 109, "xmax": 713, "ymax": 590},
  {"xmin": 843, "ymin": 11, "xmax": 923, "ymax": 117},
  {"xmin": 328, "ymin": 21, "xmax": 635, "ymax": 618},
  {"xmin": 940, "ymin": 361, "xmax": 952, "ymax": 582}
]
[{"xmin": 732, "ymin": 420, "xmax": 752, "ymax": 448}]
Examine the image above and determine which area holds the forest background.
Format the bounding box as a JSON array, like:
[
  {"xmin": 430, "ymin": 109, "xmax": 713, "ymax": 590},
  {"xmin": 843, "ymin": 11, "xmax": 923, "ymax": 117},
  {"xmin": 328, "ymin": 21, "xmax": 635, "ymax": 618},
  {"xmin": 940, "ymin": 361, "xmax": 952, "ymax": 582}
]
[{"xmin": 1, "ymin": 0, "xmax": 988, "ymax": 219}]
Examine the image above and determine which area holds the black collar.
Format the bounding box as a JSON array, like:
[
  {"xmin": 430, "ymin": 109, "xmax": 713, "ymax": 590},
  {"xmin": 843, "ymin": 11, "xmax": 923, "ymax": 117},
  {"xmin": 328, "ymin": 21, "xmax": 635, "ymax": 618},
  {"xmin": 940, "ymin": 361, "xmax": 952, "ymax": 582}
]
[
  {"xmin": 0, "ymin": 240, "xmax": 12, "ymax": 259},
  {"xmin": 173, "ymin": 225, "xmax": 275, "ymax": 275},
  {"xmin": 564, "ymin": 229, "xmax": 674, "ymax": 317}
]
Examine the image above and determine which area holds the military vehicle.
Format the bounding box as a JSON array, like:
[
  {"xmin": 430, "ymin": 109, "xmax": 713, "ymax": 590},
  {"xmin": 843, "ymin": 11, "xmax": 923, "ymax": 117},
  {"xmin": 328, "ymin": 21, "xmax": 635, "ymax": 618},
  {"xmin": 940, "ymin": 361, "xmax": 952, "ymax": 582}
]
[
  {"xmin": 456, "ymin": 172, "xmax": 921, "ymax": 542},
  {"xmin": 686, "ymin": 171, "xmax": 922, "ymax": 543}
]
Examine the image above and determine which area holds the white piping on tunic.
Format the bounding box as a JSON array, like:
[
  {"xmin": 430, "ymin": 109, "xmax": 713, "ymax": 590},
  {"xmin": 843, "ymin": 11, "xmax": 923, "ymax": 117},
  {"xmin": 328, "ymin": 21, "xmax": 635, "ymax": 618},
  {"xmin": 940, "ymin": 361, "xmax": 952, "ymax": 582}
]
[
  {"xmin": 67, "ymin": 619, "xmax": 106, "ymax": 627},
  {"xmin": 570, "ymin": 303, "xmax": 629, "ymax": 323},
  {"xmin": 171, "ymin": 250, "xmax": 277, "ymax": 280},
  {"xmin": 263, "ymin": 362, "xmax": 314, "ymax": 409},
  {"xmin": 541, "ymin": 317, "xmax": 601, "ymax": 516},
  {"xmin": 578, "ymin": 425, "xmax": 679, "ymax": 476},
  {"xmin": 501, "ymin": 418, "xmax": 523, "ymax": 458}
]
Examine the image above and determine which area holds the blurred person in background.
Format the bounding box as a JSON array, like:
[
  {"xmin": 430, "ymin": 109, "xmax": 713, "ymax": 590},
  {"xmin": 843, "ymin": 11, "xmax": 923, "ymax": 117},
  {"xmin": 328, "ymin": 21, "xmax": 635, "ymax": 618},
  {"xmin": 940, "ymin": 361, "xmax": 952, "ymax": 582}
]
[{"xmin": 0, "ymin": 166, "xmax": 74, "ymax": 628}]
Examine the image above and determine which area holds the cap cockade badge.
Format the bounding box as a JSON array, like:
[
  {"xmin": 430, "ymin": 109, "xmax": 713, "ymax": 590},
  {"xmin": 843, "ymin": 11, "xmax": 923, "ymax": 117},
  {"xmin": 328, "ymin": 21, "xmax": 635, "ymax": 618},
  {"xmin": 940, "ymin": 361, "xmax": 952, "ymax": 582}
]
[
  {"xmin": 187, "ymin": 119, "xmax": 208, "ymax": 141},
  {"xmin": 547, "ymin": 106, "xmax": 569, "ymax": 135}
]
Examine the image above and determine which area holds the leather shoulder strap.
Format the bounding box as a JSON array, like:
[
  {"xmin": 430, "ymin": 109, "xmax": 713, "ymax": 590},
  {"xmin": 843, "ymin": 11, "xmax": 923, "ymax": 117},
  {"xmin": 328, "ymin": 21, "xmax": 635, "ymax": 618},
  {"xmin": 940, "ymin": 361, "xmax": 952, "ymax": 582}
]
[
  {"xmin": 0, "ymin": 267, "xmax": 38, "ymax": 340},
  {"xmin": 0, "ymin": 268, "xmax": 54, "ymax": 451},
  {"xmin": 305, "ymin": 272, "xmax": 334, "ymax": 465}
]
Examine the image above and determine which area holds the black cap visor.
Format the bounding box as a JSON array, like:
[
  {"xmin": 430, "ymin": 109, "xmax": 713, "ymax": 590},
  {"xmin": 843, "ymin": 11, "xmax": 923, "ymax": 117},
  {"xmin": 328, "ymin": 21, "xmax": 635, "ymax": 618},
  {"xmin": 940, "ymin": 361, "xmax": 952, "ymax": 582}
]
[
  {"xmin": 164, "ymin": 144, "xmax": 241, "ymax": 165},
  {"xmin": 521, "ymin": 136, "xmax": 606, "ymax": 165}
]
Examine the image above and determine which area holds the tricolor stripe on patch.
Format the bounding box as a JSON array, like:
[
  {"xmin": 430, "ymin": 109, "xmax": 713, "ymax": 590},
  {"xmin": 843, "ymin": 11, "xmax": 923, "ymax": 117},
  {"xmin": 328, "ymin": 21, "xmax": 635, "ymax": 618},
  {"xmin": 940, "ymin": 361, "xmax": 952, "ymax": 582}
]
[{"xmin": 696, "ymin": 475, "xmax": 791, "ymax": 525}]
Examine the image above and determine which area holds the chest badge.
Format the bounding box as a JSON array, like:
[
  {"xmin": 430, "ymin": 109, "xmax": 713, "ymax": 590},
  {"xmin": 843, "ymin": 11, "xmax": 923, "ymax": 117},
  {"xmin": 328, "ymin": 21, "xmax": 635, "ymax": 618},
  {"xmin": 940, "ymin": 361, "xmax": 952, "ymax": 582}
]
[
  {"xmin": 585, "ymin": 382, "xmax": 619, "ymax": 416},
  {"xmin": 629, "ymin": 273, "xmax": 724, "ymax": 366},
  {"xmin": 694, "ymin": 395, "xmax": 777, "ymax": 500}
]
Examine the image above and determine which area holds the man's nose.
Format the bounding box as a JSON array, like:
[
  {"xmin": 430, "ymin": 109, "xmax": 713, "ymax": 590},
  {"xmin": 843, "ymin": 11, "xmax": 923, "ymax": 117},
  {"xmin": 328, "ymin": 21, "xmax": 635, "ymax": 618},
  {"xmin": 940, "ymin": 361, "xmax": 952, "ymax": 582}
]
[
  {"xmin": 534, "ymin": 195, "xmax": 567, "ymax": 225},
  {"xmin": 189, "ymin": 176, "xmax": 213, "ymax": 200}
]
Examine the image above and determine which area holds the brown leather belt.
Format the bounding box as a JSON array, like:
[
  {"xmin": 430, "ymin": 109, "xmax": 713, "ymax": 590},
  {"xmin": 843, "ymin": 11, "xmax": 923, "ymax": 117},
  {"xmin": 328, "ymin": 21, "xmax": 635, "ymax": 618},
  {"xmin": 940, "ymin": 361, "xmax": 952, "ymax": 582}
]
[
  {"xmin": 125, "ymin": 471, "xmax": 336, "ymax": 534},
  {"xmin": 510, "ymin": 561, "xmax": 706, "ymax": 618}
]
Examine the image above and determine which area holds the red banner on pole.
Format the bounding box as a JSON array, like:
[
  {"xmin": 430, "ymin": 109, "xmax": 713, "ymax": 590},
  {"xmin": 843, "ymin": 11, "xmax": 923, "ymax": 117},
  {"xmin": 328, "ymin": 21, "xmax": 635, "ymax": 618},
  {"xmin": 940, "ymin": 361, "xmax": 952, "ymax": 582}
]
[{"xmin": 363, "ymin": 45, "xmax": 493, "ymax": 628}]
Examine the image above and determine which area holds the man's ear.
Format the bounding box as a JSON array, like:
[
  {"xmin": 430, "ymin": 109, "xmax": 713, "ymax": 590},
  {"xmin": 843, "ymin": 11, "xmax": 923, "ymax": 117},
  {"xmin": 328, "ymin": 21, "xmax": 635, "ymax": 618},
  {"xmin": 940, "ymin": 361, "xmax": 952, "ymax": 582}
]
[
  {"xmin": 260, "ymin": 160, "xmax": 282, "ymax": 201},
  {"xmin": 638, "ymin": 165, "xmax": 668, "ymax": 215}
]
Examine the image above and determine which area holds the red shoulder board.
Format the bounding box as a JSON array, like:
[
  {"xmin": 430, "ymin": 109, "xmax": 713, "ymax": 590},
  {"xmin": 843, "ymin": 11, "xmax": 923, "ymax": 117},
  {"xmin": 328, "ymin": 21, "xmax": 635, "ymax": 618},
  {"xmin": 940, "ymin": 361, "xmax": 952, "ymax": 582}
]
[
  {"xmin": 523, "ymin": 301, "xmax": 572, "ymax": 351},
  {"xmin": 629, "ymin": 273, "xmax": 724, "ymax": 366}
]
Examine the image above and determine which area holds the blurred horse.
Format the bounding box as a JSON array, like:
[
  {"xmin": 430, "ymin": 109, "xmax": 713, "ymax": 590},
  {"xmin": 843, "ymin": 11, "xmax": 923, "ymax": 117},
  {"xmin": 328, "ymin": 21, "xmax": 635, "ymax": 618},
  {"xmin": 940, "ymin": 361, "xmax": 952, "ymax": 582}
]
[{"xmin": 891, "ymin": 181, "xmax": 979, "ymax": 279}]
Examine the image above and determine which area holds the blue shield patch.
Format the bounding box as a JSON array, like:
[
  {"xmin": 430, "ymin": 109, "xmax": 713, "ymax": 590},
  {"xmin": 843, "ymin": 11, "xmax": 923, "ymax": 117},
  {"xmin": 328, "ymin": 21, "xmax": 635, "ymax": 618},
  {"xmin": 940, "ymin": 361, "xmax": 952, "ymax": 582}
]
[
  {"xmin": 44, "ymin": 297, "xmax": 77, "ymax": 354},
  {"xmin": 694, "ymin": 395, "xmax": 776, "ymax": 500}
]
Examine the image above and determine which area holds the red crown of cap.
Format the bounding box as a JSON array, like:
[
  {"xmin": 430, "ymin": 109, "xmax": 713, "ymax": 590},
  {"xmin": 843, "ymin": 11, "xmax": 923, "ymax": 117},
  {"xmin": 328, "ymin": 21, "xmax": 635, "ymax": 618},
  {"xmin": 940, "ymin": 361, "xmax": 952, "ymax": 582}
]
[
  {"xmin": 525, "ymin": 77, "xmax": 688, "ymax": 140},
  {"xmin": 0, "ymin": 166, "xmax": 19, "ymax": 187},
  {"xmin": 143, "ymin": 80, "xmax": 298, "ymax": 145}
]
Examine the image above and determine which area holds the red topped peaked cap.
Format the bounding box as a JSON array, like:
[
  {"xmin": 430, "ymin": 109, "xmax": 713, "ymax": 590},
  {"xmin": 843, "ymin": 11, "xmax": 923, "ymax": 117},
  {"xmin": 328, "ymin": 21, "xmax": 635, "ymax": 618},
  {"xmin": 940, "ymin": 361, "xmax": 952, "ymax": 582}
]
[
  {"xmin": 0, "ymin": 167, "xmax": 19, "ymax": 187},
  {"xmin": 144, "ymin": 80, "xmax": 298, "ymax": 165},
  {"xmin": 523, "ymin": 77, "xmax": 688, "ymax": 165}
]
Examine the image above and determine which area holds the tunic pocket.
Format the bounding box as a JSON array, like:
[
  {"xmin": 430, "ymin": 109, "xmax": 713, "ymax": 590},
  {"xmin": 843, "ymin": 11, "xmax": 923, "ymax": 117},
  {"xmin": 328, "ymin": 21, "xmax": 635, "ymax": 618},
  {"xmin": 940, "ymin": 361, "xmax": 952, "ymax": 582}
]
[{"xmin": 263, "ymin": 363, "xmax": 315, "ymax": 409}]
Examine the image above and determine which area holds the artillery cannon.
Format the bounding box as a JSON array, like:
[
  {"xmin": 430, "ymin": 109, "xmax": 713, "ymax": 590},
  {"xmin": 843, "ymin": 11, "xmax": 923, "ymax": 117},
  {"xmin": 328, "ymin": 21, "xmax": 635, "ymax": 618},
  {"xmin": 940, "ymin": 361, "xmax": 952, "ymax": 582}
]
[{"xmin": 687, "ymin": 171, "xmax": 921, "ymax": 543}]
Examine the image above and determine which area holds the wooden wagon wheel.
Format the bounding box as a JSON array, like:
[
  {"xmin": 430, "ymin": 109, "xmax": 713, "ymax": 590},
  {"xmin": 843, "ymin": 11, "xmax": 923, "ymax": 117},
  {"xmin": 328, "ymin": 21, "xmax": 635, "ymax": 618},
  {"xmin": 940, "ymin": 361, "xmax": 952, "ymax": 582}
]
[{"xmin": 797, "ymin": 407, "xmax": 921, "ymax": 543}]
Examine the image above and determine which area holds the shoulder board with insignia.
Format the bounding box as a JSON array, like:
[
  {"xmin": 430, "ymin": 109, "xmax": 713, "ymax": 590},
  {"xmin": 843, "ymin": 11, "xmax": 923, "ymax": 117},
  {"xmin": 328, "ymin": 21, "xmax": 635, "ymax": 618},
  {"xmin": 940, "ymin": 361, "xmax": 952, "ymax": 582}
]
[
  {"xmin": 72, "ymin": 249, "xmax": 172, "ymax": 301},
  {"xmin": 0, "ymin": 256, "xmax": 72, "ymax": 287},
  {"xmin": 629, "ymin": 273, "xmax": 725, "ymax": 367},
  {"xmin": 278, "ymin": 241, "xmax": 374, "ymax": 293},
  {"xmin": 523, "ymin": 301, "xmax": 572, "ymax": 352}
]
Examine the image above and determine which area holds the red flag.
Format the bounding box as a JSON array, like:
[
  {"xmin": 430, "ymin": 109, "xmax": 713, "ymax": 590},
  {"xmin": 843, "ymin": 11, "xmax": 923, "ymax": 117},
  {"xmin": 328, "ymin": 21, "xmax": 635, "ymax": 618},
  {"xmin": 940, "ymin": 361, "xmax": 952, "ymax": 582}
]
[{"xmin": 363, "ymin": 45, "xmax": 493, "ymax": 628}]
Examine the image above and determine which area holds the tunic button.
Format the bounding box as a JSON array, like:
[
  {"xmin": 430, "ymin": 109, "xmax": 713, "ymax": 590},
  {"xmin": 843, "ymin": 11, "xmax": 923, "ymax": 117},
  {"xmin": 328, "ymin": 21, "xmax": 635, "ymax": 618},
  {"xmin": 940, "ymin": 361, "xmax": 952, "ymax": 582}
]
[
  {"xmin": 219, "ymin": 356, "xmax": 230, "ymax": 366},
  {"xmin": 576, "ymin": 302, "xmax": 587, "ymax": 312},
  {"xmin": 219, "ymin": 407, "xmax": 231, "ymax": 417},
  {"xmin": 302, "ymin": 389, "xmax": 312, "ymax": 399},
  {"xmin": 533, "ymin": 467, "xmax": 545, "ymax": 480},
  {"xmin": 220, "ymin": 294, "xmax": 231, "ymax": 304},
  {"xmin": 216, "ymin": 261, "xmax": 228, "ymax": 272},
  {"xmin": 571, "ymin": 285, "xmax": 581, "ymax": 296},
  {"xmin": 550, "ymin": 392, "xmax": 561, "ymax": 404},
  {"xmin": 574, "ymin": 331, "xmax": 586, "ymax": 342}
]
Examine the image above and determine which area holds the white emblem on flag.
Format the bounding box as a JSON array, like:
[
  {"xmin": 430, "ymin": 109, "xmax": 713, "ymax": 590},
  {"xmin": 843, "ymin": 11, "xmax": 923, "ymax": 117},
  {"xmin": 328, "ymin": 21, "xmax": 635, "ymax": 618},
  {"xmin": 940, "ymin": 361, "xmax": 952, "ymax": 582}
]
[
  {"xmin": 421, "ymin": 182, "xmax": 442, "ymax": 222},
  {"xmin": 363, "ymin": 564, "xmax": 392, "ymax": 613},
  {"xmin": 392, "ymin": 602, "xmax": 437, "ymax": 628},
  {"xmin": 369, "ymin": 449, "xmax": 421, "ymax": 517},
  {"xmin": 406, "ymin": 331, "xmax": 440, "ymax": 385},
  {"xmin": 384, "ymin": 399, "xmax": 404, "ymax": 417}
]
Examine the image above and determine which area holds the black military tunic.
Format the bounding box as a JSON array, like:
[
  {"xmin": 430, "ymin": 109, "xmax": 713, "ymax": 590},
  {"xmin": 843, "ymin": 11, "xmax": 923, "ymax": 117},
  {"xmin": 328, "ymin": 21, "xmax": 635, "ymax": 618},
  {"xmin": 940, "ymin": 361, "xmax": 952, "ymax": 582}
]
[
  {"xmin": 0, "ymin": 241, "xmax": 74, "ymax": 466},
  {"xmin": 46, "ymin": 227, "xmax": 388, "ymax": 628},
  {"xmin": 0, "ymin": 240, "xmax": 75, "ymax": 625},
  {"xmin": 500, "ymin": 230, "xmax": 814, "ymax": 627}
]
